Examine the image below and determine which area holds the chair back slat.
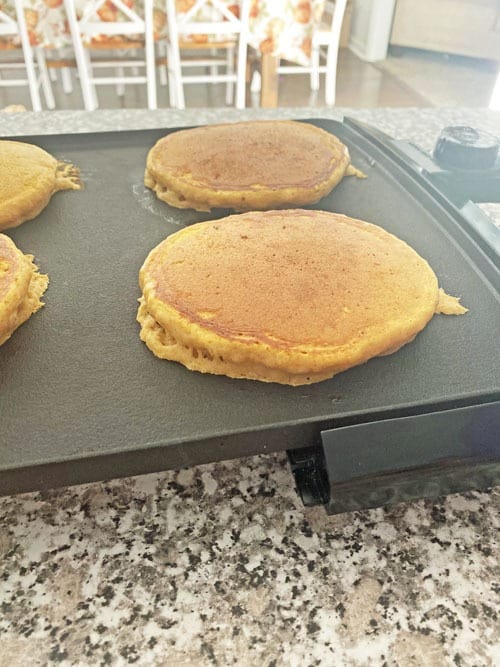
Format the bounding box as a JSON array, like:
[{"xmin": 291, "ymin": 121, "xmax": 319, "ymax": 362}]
[
  {"xmin": 78, "ymin": 22, "xmax": 145, "ymax": 36},
  {"xmin": 175, "ymin": 21, "xmax": 240, "ymax": 36},
  {"xmin": 79, "ymin": 0, "xmax": 145, "ymax": 28},
  {"xmin": 175, "ymin": 0, "xmax": 248, "ymax": 36},
  {"xmin": 179, "ymin": 0, "xmax": 242, "ymax": 26},
  {"xmin": 0, "ymin": 9, "xmax": 18, "ymax": 35}
]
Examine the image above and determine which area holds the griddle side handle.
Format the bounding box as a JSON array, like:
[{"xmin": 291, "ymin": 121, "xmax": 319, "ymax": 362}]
[
  {"xmin": 341, "ymin": 116, "xmax": 500, "ymax": 265},
  {"xmin": 319, "ymin": 402, "xmax": 500, "ymax": 514}
]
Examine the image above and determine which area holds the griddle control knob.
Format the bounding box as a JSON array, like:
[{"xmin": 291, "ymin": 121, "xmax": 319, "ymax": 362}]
[{"xmin": 433, "ymin": 126, "xmax": 499, "ymax": 170}]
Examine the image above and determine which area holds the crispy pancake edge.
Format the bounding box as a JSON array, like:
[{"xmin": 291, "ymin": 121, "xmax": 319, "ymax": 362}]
[{"xmin": 137, "ymin": 298, "xmax": 426, "ymax": 385}]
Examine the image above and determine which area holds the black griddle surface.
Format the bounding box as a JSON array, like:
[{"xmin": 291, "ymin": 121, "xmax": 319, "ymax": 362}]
[{"xmin": 1, "ymin": 120, "xmax": 499, "ymax": 493}]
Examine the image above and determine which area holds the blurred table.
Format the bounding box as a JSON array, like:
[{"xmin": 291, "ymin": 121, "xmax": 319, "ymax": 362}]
[{"xmin": 1, "ymin": 0, "xmax": 326, "ymax": 107}]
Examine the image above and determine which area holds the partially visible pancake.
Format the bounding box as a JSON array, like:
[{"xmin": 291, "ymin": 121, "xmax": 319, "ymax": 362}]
[
  {"xmin": 144, "ymin": 120, "xmax": 365, "ymax": 212},
  {"xmin": 137, "ymin": 209, "xmax": 467, "ymax": 385},
  {"xmin": 0, "ymin": 234, "xmax": 48, "ymax": 346},
  {"xmin": 0, "ymin": 140, "xmax": 81, "ymax": 231}
]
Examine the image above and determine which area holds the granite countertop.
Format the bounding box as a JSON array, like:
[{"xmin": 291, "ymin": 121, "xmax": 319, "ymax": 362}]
[{"xmin": 0, "ymin": 108, "xmax": 499, "ymax": 667}]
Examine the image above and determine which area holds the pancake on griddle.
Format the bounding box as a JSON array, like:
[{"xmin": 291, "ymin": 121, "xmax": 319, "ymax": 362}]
[
  {"xmin": 144, "ymin": 120, "xmax": 365, "ymax": 212},
  {"xmin": 137, "ymin": 210, "xmax": 467, "ymax": 386},
  {"xmin": 0, "ymin": 234, "xmax": 48, "ymax": 346},
  {"xmin": 0, "ymin": 140, "xmax": 81, "ymax": 231}
]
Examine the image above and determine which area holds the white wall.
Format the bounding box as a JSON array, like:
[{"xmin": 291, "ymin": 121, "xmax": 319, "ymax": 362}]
[{"xmin": 349, "ymin": 0, "xmax": 396, "ymax": 62}]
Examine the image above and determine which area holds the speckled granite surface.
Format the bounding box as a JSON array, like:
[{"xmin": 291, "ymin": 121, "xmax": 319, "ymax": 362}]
[
  {"xmin": 0, "ymin": 108, "xmax": 499, "ymax": 666},
  {"xmin": 1, "ymin": 106, "xmax": 500, "ymax": 149}
]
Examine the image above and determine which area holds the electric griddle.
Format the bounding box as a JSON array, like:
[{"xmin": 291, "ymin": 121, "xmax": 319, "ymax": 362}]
[{"xmin": 1, "ymin": 118, "xmax": 499, "ymax": 512}]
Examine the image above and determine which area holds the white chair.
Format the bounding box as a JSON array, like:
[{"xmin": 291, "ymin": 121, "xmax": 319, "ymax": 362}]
[
  {"xmin": 64, "ymin": 0, "xmax": 157, "ymax": 110},
  {"xmin": 0, "ymin": 0, "xmax": 55, "ymax": 111},
  {"xmin": 277, "ymin": 0, "xmax": 347, "ymax": 106},
  {"xmin": 164, "ymin": 0, "xmax": 250, "ymax": 109}
]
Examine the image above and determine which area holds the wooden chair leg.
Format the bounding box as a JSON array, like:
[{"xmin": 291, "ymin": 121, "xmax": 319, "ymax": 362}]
[
  {"xmin": 260, "ymin": 53, "xmax": 279, "ymax": 108},
  {"xmin": 325, "ymin": 45, "xmax": 339, "ymax": 106},
  {"xmin": 24, "ymin": 52, "xmax": 42, "ymax": 111},
  {"xmin": 35, "ymin": 47, "xmax": 55, "ymax": 109},
  {"xmin": 165, "ymin": 44, "xmax": 177, "ymax": 107},
  {"xmin": 144, "ymin": 0, "xmax": 157, "ymax": 110},
  {"xmin": 165, "ymin": 42, "xmax": 183, "ymax": 108},
  {"xmin": 157, "ymin": 42, "xmax": 167, "ymax": 86},
  {"xmin": 15, "ymin": 0, "xmax": 42, "ymax": 110},
  {"xmin": 61, "ymin": 66, "xmax": 73, "ymax": 94},
  {"xmin": 310, "ymin": 45, "xmax": 320, "ymax": 91},
  {"xmin": 235, "ymin": 39, "xmax": 247, "ymax": 109},
  {"xmin": 82, "ymin": 49, "xmax": 98, "ymax": 110},
  {"xmin": 225, "ymin": 46, "xmax": 234, "ymax": 105},
  {"xmin": 116, "ymin": 66, "xmax": 126, "ymax": 96}
]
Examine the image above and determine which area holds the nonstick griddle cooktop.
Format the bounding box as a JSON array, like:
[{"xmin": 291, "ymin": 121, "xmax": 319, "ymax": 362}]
[{"xmin": 1, "ymin": 118, "xmax": 499, "ymax": 511}]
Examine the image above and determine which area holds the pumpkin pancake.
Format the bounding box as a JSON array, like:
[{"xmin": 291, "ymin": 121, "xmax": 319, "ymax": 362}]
[
  {"xmin": 0, "ymin": 140, "xmax": 81, "ymax": 231},
  {"xmin": 144, "ymin": 120, "xmax": 365, "ymax": 212},
  {"xmin": 137, "ymin": 210, "xmax": 467, "ymax": 386},
  {"xmin": 0, "ymin": 234, "xmax": 48, "ymax": 346}
]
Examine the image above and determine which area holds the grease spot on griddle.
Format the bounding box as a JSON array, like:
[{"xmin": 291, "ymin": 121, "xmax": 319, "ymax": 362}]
[{"xmin": 131, "ymin": 183, "xmax": 185, "ymax": 227}]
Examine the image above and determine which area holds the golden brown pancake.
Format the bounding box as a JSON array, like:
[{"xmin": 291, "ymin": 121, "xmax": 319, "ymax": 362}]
[
  {"xmin": 0, "ymin": 234, "xmax": 48, "ymax": 346},
  {"xmin": 137, "ymin": 210, "xmax": 467, "ymax": 385},
  {"xmin": 144, "ymin": 120, "xmax": 364, "ymax": 212},
  {"xmin": 0, "ymin": 140, "xmax": 81, "ymax": 231}
]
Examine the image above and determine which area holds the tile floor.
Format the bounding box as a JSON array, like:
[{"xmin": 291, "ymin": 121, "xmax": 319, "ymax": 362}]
[{"xmin": 0, "ymin": 46, "xmax": 498, "ymax": 111}]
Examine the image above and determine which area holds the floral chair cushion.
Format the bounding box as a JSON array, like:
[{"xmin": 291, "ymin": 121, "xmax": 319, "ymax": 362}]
[
  {"xmin": 0, "ymin": 0, "xmax": 68, "ymax": 49},
  {"xmin": 0, "ymin": 0, "xmax": 325, "ymax": 65}
]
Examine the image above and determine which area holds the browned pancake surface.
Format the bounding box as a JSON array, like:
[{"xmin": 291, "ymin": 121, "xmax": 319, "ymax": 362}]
[
  {"xmin": 149, "ymin": 121, "xmax": 347, "ymax": 191},
  {"xmin": 142, "ymin": 210, "xmax": 439, "ymax": 349},
  {"xmin": 145, "ymin": 121, "xmax": 357, "ymax": 211}
]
